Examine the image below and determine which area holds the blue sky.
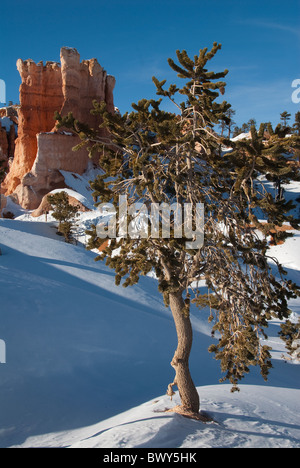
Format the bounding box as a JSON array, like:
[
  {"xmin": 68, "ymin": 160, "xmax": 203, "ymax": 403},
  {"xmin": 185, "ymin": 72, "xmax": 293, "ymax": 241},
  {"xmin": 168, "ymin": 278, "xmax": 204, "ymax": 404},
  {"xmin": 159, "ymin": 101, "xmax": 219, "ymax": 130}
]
[{"xmin": 0, "ymin": 0, "xmax": 299, "ymax": 127}]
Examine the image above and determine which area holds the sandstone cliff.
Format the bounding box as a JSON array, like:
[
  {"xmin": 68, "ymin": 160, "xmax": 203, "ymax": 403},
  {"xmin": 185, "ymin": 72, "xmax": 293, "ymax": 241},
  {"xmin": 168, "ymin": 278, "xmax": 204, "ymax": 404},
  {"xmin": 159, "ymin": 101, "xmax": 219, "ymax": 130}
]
[{"xmin": 2, "ymin": 47, "xmax": 115, "ymax": 210}]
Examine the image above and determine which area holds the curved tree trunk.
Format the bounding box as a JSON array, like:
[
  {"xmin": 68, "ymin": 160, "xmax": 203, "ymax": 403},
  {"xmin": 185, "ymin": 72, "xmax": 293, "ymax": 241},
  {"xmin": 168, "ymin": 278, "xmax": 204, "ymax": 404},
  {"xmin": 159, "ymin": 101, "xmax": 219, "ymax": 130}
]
[{"xmin": 167, "ymin": 292, "xmax": 200, "ymax": 414}]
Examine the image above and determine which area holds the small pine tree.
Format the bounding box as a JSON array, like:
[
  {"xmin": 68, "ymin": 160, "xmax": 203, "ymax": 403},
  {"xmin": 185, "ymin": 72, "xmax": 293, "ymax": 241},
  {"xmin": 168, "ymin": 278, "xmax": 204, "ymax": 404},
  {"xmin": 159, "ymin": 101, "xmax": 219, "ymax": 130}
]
[
  {"xmin": 248, "ymin": 118, "xmax": 257, "ymax": 127},
  {"xmin": 56, "ymin": 44, "xmax": 300, "ymax": 418},
  {"xmin": 241, "ymin": 122, "xmax": 250, "ymax": 133},
  {"xmin": 219, "ymin": 107, "xmax": 236, "ymax": 138},
  {"xmin": 293, "ymin": 111, "xmax": 300, "ymax": 136},
  {"xmin": 262, "ymin": 122, "xmax": 299, "ymax": 203},
  {"xmin": 280, "ymin": 111, "xmax": 291, "ymax": 127},
  {"xmin": 47, "ymin": 191, "xmax": 79, "ymax": 243},
  {"xmin": 232, "ymin": 126, "xmax": 242, "ymax": 137},
  {"xmin": 239, "ymin": 119, "xmax": 256, "ymax": 134}
]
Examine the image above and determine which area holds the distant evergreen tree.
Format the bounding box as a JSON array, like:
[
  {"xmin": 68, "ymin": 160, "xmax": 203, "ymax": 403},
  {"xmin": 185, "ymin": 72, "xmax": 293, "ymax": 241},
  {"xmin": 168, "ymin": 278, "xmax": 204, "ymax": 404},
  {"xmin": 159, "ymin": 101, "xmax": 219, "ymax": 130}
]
[
  {"xmin": 241, "ymin": 122, "xmax": 249, "ymax": 132},
  {"xmin": 292, "ymin": 112, "xmax": 300, "ymax": 164},
  {"xmin": 226, "ymin": 108, "xmax": 236, "ymax": 138},
  {"xmin": 219, "ymin": 107, "xmax": 235, "ymax": 138},
  {"xmin": 47, "ymin": 191, "xmax": 79, "ymax": 243},
  {"xmin": 292, "ymin": 111, "xmax": 300, "ymax": 136},
  {"xmin": 240, "ymin": 119, "xmax": 256, "ymax": 134},
  {"xmin": 280, "ymin": 111, "xmax": 291, "ymax": 127},
  {"xmin": 219, "ymin": 117, "xmax": 227, "ymax": 137},
  {"xmin": 248, "ymin": 118, "xmax": 257, "ymax": 128},
  {"xmin": 56, "ymin": 44, "xmax": 300, "ymax": 418},
  {"xmin": 267, "ymin": 122, "xmax": 274, "ymax": 136},
  {"xmin": 258, "ymin": 122, "xmax": 267, "ymax": 138},
  {"xmin": 232, "ymin": 126, "xmax": 242, "ymax": 137}
]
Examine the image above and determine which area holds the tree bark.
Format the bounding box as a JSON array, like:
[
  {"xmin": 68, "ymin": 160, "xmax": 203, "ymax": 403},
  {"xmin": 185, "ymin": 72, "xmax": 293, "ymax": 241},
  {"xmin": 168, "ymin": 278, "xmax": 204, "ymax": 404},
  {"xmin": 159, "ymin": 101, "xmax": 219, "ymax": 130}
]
[{"xmin": 167, "ymin": 291, "xmax": 200, "ymax": 414}]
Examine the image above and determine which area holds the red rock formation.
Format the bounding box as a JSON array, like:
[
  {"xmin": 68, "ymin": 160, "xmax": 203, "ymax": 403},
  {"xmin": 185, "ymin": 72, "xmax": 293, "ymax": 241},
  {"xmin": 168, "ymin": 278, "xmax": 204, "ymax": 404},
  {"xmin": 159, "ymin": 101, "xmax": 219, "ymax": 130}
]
[
  {"xmin": 2, "ymin": 47, "xmax": 115, "ymax": 209},
  {"xmin": 59, "ymin": 47, "xmax": 115, "ymax": 125},
  {"xmin": 14, "ymin": 132, "xmax": 93, "ymax": 208},
  {"xmin": 2, "ymin": 60, "xmax": 63, "ymax": 195}
]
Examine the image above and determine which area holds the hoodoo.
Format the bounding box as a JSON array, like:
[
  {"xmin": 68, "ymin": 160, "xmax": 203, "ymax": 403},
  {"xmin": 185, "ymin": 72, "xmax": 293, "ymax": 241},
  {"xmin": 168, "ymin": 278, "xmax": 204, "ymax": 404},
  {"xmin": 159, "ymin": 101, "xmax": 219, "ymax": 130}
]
[{"xmin": 1, "ymin": 47, "xmax": 115, "ymax": 210}]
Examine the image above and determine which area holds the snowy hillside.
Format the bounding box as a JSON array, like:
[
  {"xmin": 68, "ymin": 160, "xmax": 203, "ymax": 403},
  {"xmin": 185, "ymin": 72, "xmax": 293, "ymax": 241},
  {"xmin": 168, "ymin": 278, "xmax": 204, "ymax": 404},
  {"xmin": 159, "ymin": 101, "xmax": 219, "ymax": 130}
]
[{"xmin": 0, "ymin": 168, "xmax": 299, "ymax": 448}]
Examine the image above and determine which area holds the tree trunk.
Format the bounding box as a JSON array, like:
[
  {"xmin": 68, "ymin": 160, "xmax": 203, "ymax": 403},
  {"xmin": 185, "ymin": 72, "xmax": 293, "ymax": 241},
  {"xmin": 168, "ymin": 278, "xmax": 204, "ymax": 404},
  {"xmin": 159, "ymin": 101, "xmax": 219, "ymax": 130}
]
[{"xmin": 167, "ymin": 291, "xmax": 200, "ymax": 414}]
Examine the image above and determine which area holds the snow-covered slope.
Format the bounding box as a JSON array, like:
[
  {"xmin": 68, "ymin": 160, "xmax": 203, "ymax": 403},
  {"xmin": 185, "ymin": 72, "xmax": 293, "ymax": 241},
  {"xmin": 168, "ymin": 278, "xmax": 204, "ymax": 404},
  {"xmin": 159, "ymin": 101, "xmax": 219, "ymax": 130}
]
[
  {"xmin": 0, "ymin": 170, "xmax": 299, "ymax": 448},
  {"xmin": 24, "ymin": 385, "xmax": 299, "ymax": 449}
]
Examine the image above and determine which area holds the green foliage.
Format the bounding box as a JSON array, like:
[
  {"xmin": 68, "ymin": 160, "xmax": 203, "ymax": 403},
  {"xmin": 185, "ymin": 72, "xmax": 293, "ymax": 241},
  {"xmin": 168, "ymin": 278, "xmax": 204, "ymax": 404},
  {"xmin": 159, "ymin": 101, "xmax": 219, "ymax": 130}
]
[
  {"xmin": 229, "ymin": 122, "xmax": 300, "ymax": 234},
  {"xmin": 55, "ymin": 44, "xmax": 300, "ymax": 392},
  {"xmin": 219, "ymin": 107, "xmax": 235, "ymax": 137},
  {"xmin": 293, "ymin": 111, "xmax": 300, "ymax": 136},
  {"xmin": 280, "ymin": 111, "xmax": 291, "ymax": 127},
  {"xmin": 234, "ymin": 119, "xmax": 257, "ymax": 135},
  {"xmin": 279, "ymin": 318, "xmax": 300, "ymax": 361},
  {"xmin": 47, "ymin": 191, "xmax": 79, "ymax": 243}
]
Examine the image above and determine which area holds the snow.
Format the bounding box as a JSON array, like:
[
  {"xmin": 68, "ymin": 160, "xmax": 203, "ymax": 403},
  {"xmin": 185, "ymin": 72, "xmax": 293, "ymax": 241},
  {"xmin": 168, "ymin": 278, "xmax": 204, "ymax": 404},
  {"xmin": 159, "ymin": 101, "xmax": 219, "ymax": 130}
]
[
  {"xmin": 47, "ymin": 187, "xmax": 92, "ymax": 212},
  {"xmin": 60, "ymin": 163, "xmax": 104, "ymax": 211},
  {"xmin": 231, "ymin": 132, "xmax": 251, "ymax": 141},
  {"xmin": 0, "ymin": 169, "xmax": 299, "ymax": 448},
  {"xmin": 12, "ymin": 386, "xmax": 300, "ymax": 449}
]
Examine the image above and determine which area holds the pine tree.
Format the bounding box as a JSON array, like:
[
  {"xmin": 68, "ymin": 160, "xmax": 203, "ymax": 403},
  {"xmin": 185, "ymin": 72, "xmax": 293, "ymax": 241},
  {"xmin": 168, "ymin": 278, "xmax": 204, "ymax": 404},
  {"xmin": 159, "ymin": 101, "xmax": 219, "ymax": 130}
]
[
  {"xmin": 219, "ymin": 107, "xmax": 236, "ymax": 138},
  {"xmin": 241, "ymin": 122, "xmax": 249, "ymax": 132},
  {"xmin": 293, "ymin": 111, "xmax": 300, "ymax": 136},
  {"xmin": 239, "ymin": 119, "xmax": 256, "ymax": 134},
  {"xmin": 258, "ymin": 122, "xmax": 299, "ymax": 204},
  {"xmin": 47, "ymin": 191, "xmax": 79, "ymax": 243},
  {"xmin": 232, "ymin": 126, "xmax": 242, "ymax": 137},
  {"xmin": 292, "ymin": 112, "xmax": 300, "ymax": 164},
  {"xmin": 280, "ymin": 111, "xmax": 291, "ymax": 127},
  {"xmin": 56, "ymin": 44, "xmax": 300, "ymax": 418},
  {"xmin": 248, "ymin": 118, "xmax": 257, "ymax": 127}
]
